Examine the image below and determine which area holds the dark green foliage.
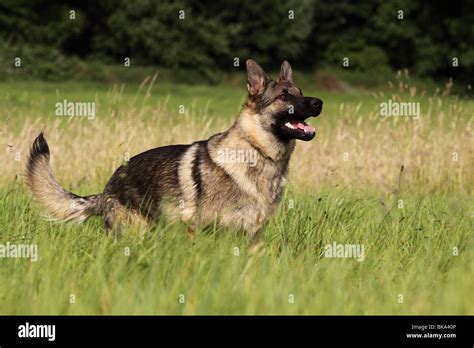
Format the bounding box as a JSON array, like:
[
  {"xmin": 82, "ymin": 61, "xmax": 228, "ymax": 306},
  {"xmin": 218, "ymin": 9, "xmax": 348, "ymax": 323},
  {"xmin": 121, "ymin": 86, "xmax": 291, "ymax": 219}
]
[{"xmin": 0, "ymin": 0, "xmax": 472, "ymax": 83}]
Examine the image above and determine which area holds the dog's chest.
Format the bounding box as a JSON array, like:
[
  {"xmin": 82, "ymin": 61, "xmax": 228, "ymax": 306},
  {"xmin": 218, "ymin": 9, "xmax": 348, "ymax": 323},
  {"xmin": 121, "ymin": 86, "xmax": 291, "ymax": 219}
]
[{"xmin": 221, "ymin": 160, "xmax": 288, "ymax": 229}]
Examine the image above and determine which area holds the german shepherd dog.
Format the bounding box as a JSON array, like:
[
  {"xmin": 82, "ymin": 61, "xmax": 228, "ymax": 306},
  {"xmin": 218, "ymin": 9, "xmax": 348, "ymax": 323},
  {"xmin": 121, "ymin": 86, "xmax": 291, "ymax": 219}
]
[{"xmin": 27, "ymin": 60, "xmax": 323, "ymax": 238}]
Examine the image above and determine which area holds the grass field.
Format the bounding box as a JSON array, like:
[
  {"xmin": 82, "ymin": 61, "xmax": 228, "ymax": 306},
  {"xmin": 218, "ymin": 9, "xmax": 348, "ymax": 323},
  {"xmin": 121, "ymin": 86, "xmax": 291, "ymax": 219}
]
[{"xmin": 0, "ymin": 76, "xmax": 473, "ymax": 314}]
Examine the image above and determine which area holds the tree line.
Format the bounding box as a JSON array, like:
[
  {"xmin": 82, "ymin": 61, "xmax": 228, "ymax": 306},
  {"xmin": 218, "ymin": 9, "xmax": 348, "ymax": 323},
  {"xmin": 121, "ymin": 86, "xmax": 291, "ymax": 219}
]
[{"xmin": 0, "ymin": 0, "xmax": 472, "ymax": 83}]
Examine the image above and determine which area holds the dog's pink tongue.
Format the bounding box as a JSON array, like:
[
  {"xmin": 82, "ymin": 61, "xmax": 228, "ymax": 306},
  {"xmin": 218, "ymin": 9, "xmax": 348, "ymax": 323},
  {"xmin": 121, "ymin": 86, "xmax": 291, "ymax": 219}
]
[{"xmin": 290, "ymin": 120, "xmax": 315, "ymax": 133}]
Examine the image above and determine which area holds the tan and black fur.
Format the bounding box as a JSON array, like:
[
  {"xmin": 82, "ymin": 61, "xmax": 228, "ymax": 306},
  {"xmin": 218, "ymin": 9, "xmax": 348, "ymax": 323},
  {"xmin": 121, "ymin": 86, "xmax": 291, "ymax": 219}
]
[{"xmin": 26, "ymin": 60, "xmax": 323, "ymax": 238}]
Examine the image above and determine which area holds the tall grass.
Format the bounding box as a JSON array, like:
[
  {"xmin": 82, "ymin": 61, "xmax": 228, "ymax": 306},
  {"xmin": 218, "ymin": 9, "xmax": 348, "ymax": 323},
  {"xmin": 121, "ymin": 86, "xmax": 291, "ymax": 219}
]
[{"xmin": 0, "ymin": 78, "xmax": 472, "ymax": 314}]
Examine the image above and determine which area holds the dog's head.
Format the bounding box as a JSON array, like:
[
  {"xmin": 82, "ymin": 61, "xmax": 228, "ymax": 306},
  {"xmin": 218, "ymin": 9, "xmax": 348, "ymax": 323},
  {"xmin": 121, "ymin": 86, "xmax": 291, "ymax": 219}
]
[{"xmin": 244, "ymin": 59, "xmax": 322, "ymax": 142}]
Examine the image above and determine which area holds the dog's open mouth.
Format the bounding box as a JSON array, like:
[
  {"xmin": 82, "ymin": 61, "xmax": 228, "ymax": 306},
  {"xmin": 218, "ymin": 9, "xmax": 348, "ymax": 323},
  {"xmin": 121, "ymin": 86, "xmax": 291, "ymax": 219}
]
[
  {"xmin": 274, "ymin": 102, "xmax": 322, "ymax": 141},
  {"xmin": 284, "ymin": 120, "xmax": 315, "ymax": 134},
  {"xmin": 279, "ymin": 117, "xmax": 316, "ymax": 141}
]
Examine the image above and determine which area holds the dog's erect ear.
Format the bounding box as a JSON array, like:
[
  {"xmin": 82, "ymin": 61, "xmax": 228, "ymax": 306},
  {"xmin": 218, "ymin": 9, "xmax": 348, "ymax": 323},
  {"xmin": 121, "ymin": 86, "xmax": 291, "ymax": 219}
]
[
  {"xmin": 278, "ymin": 60, "xmax": 293, "ymax": 83},
  {"xmin": 246, "ymin": 59, "xmax": 268, "ymax": 96}
]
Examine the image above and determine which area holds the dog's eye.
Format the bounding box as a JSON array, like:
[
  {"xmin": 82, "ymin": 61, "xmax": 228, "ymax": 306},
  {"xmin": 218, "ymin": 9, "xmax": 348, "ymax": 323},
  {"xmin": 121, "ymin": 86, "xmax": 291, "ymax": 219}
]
[{"xmin": 278, "ymin": 89, "xmax": 289, "ymax": 98}]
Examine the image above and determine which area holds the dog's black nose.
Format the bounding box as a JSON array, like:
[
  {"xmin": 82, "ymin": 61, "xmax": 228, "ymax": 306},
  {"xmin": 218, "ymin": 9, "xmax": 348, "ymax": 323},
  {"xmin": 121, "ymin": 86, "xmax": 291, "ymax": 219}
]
[{"xmin": 311, "ymin": 98, "xmax": 323, "ymax": 109}]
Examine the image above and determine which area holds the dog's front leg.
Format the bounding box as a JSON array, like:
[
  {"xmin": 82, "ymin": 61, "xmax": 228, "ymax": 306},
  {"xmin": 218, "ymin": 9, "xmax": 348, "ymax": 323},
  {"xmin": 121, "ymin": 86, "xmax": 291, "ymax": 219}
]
[{"xmin": 187, "ymin": 222, "xmax": 197, "ymax": 239}]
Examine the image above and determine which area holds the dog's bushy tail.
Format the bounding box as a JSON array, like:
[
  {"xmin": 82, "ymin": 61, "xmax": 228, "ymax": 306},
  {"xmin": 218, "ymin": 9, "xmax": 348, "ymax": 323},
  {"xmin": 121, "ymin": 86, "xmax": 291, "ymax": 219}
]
[{"xmin": 26, "ymin": 132, "xmax": 102, "ymax": 223}]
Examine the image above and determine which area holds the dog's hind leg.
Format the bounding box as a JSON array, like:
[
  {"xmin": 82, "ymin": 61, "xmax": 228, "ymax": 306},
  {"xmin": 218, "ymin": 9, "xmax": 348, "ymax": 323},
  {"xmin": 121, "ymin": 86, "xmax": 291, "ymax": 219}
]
[
  {"xmin": 103, "ymin": 198, "xmax": 150, "ymax": 237},
  {"xmin": 104, "ymin": 209, "xmax": 123, "ymax": 237}
]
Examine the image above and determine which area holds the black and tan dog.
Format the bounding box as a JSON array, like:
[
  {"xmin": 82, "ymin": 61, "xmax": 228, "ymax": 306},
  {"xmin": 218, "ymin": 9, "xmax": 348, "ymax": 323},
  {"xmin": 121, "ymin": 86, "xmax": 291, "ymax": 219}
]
[{"xmin": 27, "ymin": 60, "xmax": 323, "ymax": 238}]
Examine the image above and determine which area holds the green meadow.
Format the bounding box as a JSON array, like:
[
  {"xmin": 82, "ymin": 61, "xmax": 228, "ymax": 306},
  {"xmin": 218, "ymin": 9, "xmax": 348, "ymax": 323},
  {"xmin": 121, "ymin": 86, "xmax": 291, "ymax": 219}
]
[{"xmin": 0, "ymin": 78, "xmax": 473, "ymax": 314}]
